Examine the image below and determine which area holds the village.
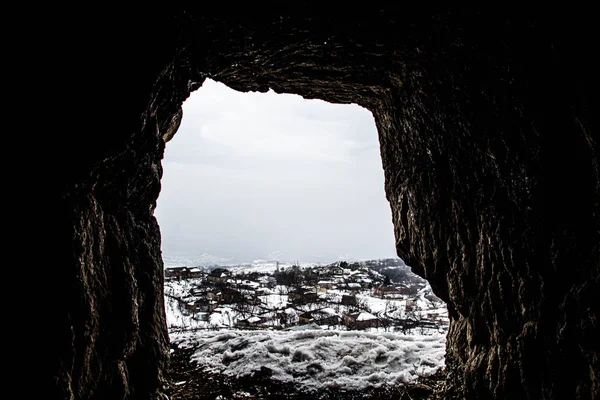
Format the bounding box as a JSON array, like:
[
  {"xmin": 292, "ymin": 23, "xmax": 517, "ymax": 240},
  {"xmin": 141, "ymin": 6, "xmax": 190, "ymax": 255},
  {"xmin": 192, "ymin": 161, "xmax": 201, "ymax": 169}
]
[{"xmin": 164, "ymin": 259, "xmax": 449, "ymax": 334}]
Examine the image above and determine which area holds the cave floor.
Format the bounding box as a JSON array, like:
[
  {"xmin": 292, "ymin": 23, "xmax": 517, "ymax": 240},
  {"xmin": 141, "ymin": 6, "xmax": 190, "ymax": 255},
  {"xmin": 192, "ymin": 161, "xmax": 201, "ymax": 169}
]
[{"xmin": 167, "ymin": 343, "xmax": 446, "ymax": 400}]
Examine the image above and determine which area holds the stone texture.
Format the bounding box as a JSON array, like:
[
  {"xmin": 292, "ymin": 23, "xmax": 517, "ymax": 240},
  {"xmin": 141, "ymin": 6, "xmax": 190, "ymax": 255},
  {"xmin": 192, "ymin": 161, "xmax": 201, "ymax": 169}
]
[{"xmin": 46, "ymin": 7, "xmax": 597, "ymax": 399}]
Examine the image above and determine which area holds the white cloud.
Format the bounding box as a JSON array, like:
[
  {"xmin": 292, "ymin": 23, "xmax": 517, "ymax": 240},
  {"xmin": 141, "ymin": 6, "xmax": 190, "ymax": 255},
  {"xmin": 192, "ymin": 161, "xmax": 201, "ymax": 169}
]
[{"xmin": 155, "ymin": 79, "xmax": 397, "ymax": 263}]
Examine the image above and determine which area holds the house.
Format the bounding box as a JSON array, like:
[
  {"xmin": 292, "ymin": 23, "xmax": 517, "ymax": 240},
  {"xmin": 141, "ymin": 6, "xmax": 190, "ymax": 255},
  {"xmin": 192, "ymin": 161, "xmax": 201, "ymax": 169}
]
[
  {"xmin": 255, "ymin": 287, "xmax": 270, "ymax": 296},
  {"xmin": 424, "ymin": 308, "xmax": 448, "ymax": 322},
  {"xmin": 184, "ymin": 299, "xmax": 216, "ymax": 312},
  {"xmin": 328, "ymin": 266, "xmax": 344, "ymax": 275},
  {"xmin": 220, "ymin": 287, "xmax": 243, "ymax": 303},
  {"xmin": 239, "ymin": 280, "xmax": 261, "ymax": 290},
  {"xmin": 341, "ymin": 294, "xmax": 358, "ymax": 307},
  {"xmin": 164, "ymin": 267, "xmax": 189, "ymax": 279},
  {"xmin": 373, "ymin": 285, "xmax": 405, "ymax": 298},
  {"xmin": 317, "ymin": 281, "xmax": 336, "ymax": 292},
  {"xmin": 243, "ymin": 295, "xmax": 262, "ymax": 305},
  {"xmin": 257, "ymin": 275, "xmax": 276, "ymax": 288},
  {"xmin": 280, "ymin": 308, "xmax": 299, "ymax": 326},
  {"xmin": 188, "ymin": 267, "xmax": 203, "ymax": 278},
  {"xmin": 190, "ymin": 286, "xmax": 219, "ymax": 299},
  {"xmin": 288, "ymin": 288, "xmax": 318, "ymax": 303},
  {"xmin": 287, "ymin": 288, "xmax": 305, "ymax": 302},
  {"xmin": 190, "ymin": 287, "xmax": 208, "ymax": 296},
  {"xmin": 344, "ymin": 312, "xmax": 379, "ymax": 330},
  {"xmin": 207, "ymin": 268, "xmax": 231, "ymax": 283},
  {"xmin": 298, "ymin": 308, "xmax": 340, "ymax": 326},
  {"xmin": 235, "ymin": 316, "xmax": 264, "ymax": 329},
  {"xmin": 396, "ymin": 284, "xmax": 419, "ymax": 296}
]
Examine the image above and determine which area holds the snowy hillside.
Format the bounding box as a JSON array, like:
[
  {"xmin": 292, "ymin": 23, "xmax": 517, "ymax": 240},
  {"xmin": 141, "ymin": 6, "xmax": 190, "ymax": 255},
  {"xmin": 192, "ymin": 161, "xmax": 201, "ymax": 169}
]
[{"xmin": 164, "ymin": 258, "xmax": 448, "ymax": 393}]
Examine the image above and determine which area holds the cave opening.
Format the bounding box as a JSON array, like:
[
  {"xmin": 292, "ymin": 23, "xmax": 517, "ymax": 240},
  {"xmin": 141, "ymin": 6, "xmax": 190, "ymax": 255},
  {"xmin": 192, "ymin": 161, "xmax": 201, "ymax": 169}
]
[
  {"xmin": 47, "ymin": 9, "xmax": 596, "ymax": 400},
  {"xmin": 156, "ymin": 78, "xmax": 449, "ymax": 396}
]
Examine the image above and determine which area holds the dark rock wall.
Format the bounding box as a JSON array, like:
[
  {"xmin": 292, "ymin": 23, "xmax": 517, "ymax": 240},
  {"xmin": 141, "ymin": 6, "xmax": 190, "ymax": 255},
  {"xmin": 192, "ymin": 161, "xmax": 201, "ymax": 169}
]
[
  {"xmin": 45, "ymin": 8, "xmax": 181, "ymax": 399},
  {"xmin": 49, "ymin": 7, "xmax": 597, "ymax": 399}
]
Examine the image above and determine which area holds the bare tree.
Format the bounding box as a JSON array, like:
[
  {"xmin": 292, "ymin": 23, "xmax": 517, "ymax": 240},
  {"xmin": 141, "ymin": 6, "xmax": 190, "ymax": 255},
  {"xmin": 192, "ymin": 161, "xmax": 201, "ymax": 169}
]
[{"xmin": 356, "ymin": 296, "xmax": 372, "ymax": 313}]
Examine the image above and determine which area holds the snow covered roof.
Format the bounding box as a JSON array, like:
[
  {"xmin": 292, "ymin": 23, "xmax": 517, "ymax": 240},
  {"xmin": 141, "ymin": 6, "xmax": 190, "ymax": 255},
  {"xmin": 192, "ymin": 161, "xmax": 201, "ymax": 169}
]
[
  {"xmin": 189, "ymin": 268, "xmax": 201, "ymax": 273},
  {"xmin": 356, "ymin": 312, "xmax": 377, "ymax": 321},
  {"xmin": 320, "ymin": 307, "xmax": 337, "ymax": 315},
  {"xmin": 247, "ymin": 316, "xmax": 261, "ymax": 323}
]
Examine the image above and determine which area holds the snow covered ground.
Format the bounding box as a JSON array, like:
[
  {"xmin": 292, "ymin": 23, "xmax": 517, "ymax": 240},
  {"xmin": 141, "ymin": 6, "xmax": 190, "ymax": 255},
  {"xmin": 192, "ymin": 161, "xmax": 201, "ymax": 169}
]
[{"xmin": 171, "ymin": 328, "xmax": 445, "ymax": 392}]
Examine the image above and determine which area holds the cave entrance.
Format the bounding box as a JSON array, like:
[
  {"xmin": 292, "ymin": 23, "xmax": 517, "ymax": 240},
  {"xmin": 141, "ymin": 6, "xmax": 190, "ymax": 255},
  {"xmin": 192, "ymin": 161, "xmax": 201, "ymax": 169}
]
[{"xmin": 156, "ymin": 78, "xmax": 448, "ymax": 396}]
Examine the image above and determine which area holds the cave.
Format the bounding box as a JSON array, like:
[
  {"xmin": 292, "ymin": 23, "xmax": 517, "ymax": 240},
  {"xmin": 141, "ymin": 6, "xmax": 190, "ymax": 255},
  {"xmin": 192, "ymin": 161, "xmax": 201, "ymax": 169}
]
[{"xmin": 44, "ymin": 6, "xmax": 597, "ymax": 400}]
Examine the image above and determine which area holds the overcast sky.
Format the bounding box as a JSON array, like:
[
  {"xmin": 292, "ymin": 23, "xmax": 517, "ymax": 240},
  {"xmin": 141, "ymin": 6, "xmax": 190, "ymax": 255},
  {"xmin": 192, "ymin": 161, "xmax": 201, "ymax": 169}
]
[{"xmin": 155, "ymin": 79, "xmax": 397, "ymax": 265}]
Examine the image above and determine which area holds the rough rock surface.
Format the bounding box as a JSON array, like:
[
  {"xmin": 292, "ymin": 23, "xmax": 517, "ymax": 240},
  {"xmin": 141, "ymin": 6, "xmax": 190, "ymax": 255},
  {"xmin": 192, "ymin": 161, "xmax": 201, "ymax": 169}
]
[{"xmin": 46, "ymin": 7, "xmax": 597, "ymax": 400}]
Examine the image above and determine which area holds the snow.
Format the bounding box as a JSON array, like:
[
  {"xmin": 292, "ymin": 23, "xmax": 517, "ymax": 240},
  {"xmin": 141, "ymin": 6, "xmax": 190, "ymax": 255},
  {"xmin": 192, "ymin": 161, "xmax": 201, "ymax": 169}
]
[
  {"xmin": 171, "ymin": 329, "xmax": 445, "ymax": 391},
  {"xmin": 164, "ymin": 274, "xmax": 447, "ymax": 333},
  {"xmin": 164, "ymin": 258, "xmax": 449, "ymax": 391},
  {"xmin": 320, "ymin": 307, "xmax": 337, "ymax": 315},
  {"xmin": 356, "ymin": 312, "xmax": 377, "ymax": 321}
]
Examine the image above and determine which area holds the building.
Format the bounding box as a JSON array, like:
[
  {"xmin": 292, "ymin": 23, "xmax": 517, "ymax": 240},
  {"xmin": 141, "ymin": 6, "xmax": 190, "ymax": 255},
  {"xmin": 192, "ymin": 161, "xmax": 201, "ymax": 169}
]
[
  {"xmin": 188, "ymin": 267, "xmax": 203, "ymax": 278},
  {"xmin": 184, "ymin": 299, "xmax": 216, "ymax": 312},
  {"xmin": 164, "ymin": 267, "xmax": 189, "ymax": 279},
  {"xmin": 329, "ymin": 266, "xmax": 344, "ymax": 275},
  {"xmin": 243, "ymin": 295, "xmax": 262, "ymax": 305},
  {"xmin": 341, "ymin": 294, "xmax": 358, "ymax": 307},
  {"xmin": 373, "ymin": 285, "xmax": 406, "ymax": 298},
  {"xmin": 220, "ymin": 287, "xmax": 243, "ymax": 303},
  {"xmin": 317, "ymin": 281, "xmax": 336, "ymax": 292},
  {"xmin": 238, "ymin": 280, "xmax": 261, "ymax": 290},
  {"xmin": 207, "ymin": 268, "xmax": 231, "ymax": 283},
  {"xmin": 235, "ymin": 316, "xmax": 264, "ymax": 329},
  {"xmin": 345, "ymin": 312, "xmax": 380, "ymax": 330},
  {"xmin": 298, "ymin": 308, "xmax": 340, "ymax": 326},
  {"xmin": 288, "ymin": 288, "xmax": 318, "ymax": 303}
]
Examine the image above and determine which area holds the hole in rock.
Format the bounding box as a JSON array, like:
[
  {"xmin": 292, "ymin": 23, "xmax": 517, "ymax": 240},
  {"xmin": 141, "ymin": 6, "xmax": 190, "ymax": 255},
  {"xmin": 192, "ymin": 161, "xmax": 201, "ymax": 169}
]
[{"xmin": 155, "ymin": 79, "xmax": 448, "ymax": 397}]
